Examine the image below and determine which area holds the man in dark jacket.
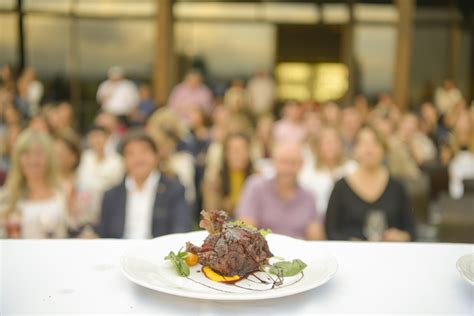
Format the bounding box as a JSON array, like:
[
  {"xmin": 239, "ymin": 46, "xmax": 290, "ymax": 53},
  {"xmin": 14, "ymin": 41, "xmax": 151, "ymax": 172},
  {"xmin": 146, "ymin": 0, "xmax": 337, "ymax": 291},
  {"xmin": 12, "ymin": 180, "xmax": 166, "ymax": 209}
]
[{"xmin": 97, "ymin": 131, "xmax": 191, "ymax": 238}]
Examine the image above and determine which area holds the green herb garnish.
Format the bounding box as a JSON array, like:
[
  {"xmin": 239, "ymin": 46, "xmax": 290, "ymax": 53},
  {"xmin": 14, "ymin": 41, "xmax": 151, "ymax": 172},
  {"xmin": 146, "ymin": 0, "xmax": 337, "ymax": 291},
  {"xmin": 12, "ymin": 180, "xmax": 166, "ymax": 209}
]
[
  {"xmin": 164, "ymin": 248, "xmax": 190, "ymax": 277},
  {"xmin": 269, "ymin": 259, "xmax": 307, "ymax": 277},
  {"xmin": 228, "ymin": 220, "xmax": 272, "ymax": 237}
]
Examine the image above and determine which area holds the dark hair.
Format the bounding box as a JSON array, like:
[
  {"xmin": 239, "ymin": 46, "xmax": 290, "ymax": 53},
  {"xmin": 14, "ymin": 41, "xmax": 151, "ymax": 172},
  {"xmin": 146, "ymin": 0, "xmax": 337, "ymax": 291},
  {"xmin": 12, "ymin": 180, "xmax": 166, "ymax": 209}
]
[
  {"xmin": 220, "ymin": 132, "xmax": 253, "ymax": 197},
  {"xmin": 120, "ymin": 130, "xmax": 157, "ymax": 155},
  {"xmin": 186, "ymin": 68, "xmax": 203, "ymax": 77},
  {"xmin": 87, "ymin": 124, "xmax": 109, "ymax": 135},
  {"xmin": 55, "ymin": 129, "xmax": 82, "ymax": 170}
]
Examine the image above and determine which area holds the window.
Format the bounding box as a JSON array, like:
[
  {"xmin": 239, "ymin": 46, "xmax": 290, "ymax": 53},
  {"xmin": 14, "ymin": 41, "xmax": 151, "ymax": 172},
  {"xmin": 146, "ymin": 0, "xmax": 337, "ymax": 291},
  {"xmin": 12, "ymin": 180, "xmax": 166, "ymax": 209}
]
[{"xmin": 276, "ymin": 62, "xmax": 348, "ymax": 102}]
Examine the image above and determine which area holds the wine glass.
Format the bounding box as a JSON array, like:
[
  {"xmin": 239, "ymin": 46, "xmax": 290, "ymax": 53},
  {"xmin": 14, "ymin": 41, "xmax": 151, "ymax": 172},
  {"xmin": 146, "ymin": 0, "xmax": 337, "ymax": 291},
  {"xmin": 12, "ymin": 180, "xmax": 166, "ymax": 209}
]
[
  {"xmin": 5, "ymin": 211, "xmax": 22, "ymax": 238},
  {"xmin": 363, "ymin": 209, "xmax": 387, "ymax": 242}
]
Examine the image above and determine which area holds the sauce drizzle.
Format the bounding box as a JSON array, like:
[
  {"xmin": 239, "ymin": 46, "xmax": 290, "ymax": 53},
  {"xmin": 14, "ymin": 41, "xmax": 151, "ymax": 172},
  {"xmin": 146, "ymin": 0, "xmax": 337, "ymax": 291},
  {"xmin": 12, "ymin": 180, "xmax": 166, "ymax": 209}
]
[{"xmin": 186, "ymin": 267, "xmax": 305, "ymax": 293}]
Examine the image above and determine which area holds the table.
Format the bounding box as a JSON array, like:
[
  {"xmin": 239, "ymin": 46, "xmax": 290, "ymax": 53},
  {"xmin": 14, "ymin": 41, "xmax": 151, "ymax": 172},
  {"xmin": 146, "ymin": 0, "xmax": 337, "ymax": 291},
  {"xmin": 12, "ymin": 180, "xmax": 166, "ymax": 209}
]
[{"xmin": 1, "ymin": 240, "xmax": 473, "ymax": 315}]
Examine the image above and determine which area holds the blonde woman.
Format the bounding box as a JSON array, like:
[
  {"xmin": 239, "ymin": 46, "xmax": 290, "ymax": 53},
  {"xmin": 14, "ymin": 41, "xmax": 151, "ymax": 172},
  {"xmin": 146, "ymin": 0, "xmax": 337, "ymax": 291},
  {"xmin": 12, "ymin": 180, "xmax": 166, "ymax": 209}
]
[
  {"xmin": 0, "ymin": 129, "xmax": 67, "ymax": 238},
  {"xmin": 299, "ymin": 126, "xmax": 357, "ymax": 219},
  {"xmin": 147, "ymin": 107, "xmax": 188, "ymax": 141},
  {"xmin": 146, "ymin": 108, "xmax": 196, "ymax": 206}
]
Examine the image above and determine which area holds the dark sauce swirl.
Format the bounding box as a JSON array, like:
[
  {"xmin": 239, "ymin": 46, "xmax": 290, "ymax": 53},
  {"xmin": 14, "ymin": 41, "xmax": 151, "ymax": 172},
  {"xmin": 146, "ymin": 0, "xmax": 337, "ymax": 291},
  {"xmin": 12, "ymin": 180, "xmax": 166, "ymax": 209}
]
[{"xmin": 186, "ymin": 267, "xmax": 305, "ymax": 293}]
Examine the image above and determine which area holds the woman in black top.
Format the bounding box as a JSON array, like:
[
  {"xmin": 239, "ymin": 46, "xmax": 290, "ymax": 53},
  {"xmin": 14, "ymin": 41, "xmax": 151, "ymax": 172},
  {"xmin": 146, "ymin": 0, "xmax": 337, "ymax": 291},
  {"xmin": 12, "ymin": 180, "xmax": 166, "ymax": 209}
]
[{"xmin": 325, "ymin": 125, "xmax": 416, "ymax": 241}]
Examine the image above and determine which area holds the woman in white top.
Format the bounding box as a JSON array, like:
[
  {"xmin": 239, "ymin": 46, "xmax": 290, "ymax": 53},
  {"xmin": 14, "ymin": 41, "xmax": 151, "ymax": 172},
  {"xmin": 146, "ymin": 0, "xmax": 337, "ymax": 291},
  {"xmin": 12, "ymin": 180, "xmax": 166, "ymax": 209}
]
[
  {"xmin": 434, "ymin": 79, "xmax": 463, "ymax": 115},
  {"xmin": 448, "ymin": 112, "xmax": 474, "ymax": 199},
  {"xmin": 0, "ymin": 129, "xmax": 67, "ymax": 238},
  {"xmin": 17, "ymin": 68, "xmax": 44, "ymax": 115},
  {"xmin": 77, "ymin": 125, "xmax": 124, "ymax": 194},
  {"xmin": 299, "ymin": 126, "xmax": 357, "ymax": 219}
]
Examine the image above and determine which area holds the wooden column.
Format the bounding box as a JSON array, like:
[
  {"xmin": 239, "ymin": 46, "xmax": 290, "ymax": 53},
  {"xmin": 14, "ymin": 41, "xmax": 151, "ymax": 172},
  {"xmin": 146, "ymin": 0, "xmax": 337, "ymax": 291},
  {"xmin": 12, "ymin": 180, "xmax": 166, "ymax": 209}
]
[
  {"xmin": 154, "ymin": 0, "xmax": 175, "ymax": 107},
  {"xmin": 342, "ymin": 0, "xmax": 355, "ymax": 106},
  {"xmin": 393, "ymin": 0, "xmax": 415, "ymax": 111},
  {"xmin": 17, "ymin": 0, "xmax": 25, "ymax": 72},
  {"xmin": 448, "ymin": 22, "xmax": 461, "ymax": 81},
  {"xmin": 68, "ymin": 0, "xmax": 82, "ymax": 130},
  {"xmin": 470, "ymin": 19, "xmax": 474, "ymax": 102}
]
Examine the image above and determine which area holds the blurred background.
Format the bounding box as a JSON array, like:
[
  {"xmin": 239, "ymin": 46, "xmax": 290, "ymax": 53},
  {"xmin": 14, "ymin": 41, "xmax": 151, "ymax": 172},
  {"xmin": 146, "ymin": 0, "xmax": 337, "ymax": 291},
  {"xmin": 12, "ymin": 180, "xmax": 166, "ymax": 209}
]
[
  {"xmin": 1, "ymin": 0, "xmax": 472, "ymax": 128},
  {"xmin": 0, "ymin": 0, "xmax": 473, "ymax": 243}
]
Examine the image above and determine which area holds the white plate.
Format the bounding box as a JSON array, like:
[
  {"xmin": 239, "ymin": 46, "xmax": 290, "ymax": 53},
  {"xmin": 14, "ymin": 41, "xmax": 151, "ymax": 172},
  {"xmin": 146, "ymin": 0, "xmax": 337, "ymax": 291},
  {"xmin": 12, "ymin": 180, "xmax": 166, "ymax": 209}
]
[
  {"xmin": 120, "ymin": 231, "xmax": 338, "ymax": 300},
  {"xmin": 456, "ymin": 253, "xmax": 474, "ymax": 286}
]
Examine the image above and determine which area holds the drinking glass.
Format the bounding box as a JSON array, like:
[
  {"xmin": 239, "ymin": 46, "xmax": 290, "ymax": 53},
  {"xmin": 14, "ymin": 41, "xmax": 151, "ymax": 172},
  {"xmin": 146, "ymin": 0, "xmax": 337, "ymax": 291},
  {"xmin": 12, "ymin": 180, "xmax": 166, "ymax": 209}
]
[{"xmin": 363, "ymin": 209, "xmax": 387, "ymax": 241}]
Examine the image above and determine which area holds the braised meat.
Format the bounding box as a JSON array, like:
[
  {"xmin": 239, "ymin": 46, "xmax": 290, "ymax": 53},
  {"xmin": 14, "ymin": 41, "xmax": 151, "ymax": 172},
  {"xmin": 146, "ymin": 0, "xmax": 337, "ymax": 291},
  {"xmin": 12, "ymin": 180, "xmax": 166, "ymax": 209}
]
[{"xmin": 186, "ymin": 210, "xmax": 273, "ymax": 277}]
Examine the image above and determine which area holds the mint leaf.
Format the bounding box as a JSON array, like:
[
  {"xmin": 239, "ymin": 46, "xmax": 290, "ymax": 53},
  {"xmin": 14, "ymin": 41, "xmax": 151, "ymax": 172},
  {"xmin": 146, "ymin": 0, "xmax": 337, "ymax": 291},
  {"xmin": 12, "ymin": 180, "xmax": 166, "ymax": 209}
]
[
  {"xmin": 164, "ymin": 249, "xmax": 190, "ymax": 277},
  {"xmin": 177, "ymin": 252, "xmax": 188, "ymax": 259},
  {"xmin": 269, "ymin": 259, "xmax": 307, "ymax": 277},
  {"xmin": 176, "ymin": 258, "xmax": 190, "ymax": 276}
]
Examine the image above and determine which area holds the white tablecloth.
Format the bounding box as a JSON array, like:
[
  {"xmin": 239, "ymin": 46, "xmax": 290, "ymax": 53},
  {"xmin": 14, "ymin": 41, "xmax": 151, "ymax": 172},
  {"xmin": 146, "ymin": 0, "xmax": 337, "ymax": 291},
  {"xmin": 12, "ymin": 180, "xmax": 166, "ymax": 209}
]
[{"xmin": 1, "ymin": 239, "xmax": 473, "ymax": 315}]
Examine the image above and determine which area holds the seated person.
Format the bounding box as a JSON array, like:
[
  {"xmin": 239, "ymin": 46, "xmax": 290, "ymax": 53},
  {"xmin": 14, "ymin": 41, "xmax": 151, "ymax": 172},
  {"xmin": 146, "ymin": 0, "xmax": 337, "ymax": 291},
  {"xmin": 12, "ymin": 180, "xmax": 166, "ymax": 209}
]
[
  {"xmin": 236, "ymin": 142, "xmax": 324, "ymax": 240},
  {"xmin": 96, "ymin": 131, "xmax": 191, "ymax": 238},
  {"xmin": 273, "ymin": 101, "xmax": 305, "ymax": 143},
  {"xmin": 448, "ymin": 112, "xmax": 474, "ymax": 199},
  {"xmin": 0, "ymin": 129, "xmax": 67, "ymax": 238},
  {"xmin": 146, "ymin": 108, "xmax": 196, "ymax": 206},
  {"xmin": 325, "ymin": 125, "xmax": 416, "ymax": 241},
  {"xmin": 54, "ymin": 131, "xmax": 100, "ymax": 236},
  {"xmin": 77, "ymin": 125, "xmax": 124, "ymax": 194},
  {"xmin": 203, "ymin": 132, "xmax": 253, "ymax": 218},
  {"xmin": 299, "ymin": 126, "xmax": 357, "ymax": 219}
]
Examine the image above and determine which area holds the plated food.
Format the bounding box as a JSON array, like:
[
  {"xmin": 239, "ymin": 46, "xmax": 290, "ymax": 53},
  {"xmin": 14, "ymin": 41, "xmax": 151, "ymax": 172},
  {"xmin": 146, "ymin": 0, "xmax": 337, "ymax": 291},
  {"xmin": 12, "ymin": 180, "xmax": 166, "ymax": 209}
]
[
  {"xmin": 120, "ymin": 210, "xmax": 338, "ymax": 300},
  {"xmin": 186, "ymin": 210, "xmax": 273, "ymax": 278},
  {"xmin": 165, "ymin": 210, "xmax": 307, "ymax": 288},
  {"xmin": 456, "ymin": 253, "xmax": 474, "ymax": 286}
]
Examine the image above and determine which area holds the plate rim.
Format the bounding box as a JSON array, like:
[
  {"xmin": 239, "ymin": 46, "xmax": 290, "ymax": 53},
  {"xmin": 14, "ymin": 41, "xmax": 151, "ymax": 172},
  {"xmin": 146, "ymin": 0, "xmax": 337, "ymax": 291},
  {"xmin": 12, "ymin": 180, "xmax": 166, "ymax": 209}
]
[
  {"xmin": 456, "ymin": 253, "xmax": 474, "ymax": 286},
  {"xmin": 120, "ymin": 231, "xmax": 338, "ymax": 301}
]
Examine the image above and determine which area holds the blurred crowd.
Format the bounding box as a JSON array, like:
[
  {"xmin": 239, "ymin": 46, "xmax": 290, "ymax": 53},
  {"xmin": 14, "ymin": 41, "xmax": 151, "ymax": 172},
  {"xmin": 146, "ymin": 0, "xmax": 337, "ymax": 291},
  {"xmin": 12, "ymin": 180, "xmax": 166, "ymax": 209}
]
[{"xmin": 0, "ymin": 63, "xmax": 473, "ymax": 242}]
